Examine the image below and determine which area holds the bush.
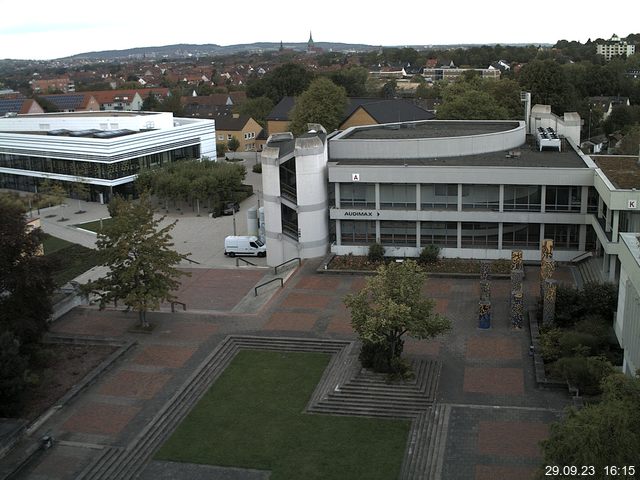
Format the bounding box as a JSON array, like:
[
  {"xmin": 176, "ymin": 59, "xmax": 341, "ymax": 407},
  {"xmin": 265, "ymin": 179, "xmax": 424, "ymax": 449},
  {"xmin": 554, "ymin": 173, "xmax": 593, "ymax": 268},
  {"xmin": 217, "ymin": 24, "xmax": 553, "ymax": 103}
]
[
  {"xmin": 0, "ymin": 331, "xmax": 28, "ymax": 417},
  {"xmin": 539, "ymin": 328, "xmax": 562, "ymax": 362},
  {"xmin": 419, "ymin": 244, "xmax": 440, "ymax": 264},
  {"xmin": 367, "ymin": 243, "xmax": 385, "ymax": 263},
  {"xmin": 551, "ymin": 355, "xmax": 615, "ymax": 395},
  {"xmin": 579, "ymin": 282, "xmax": 618, "ymax": 320},
  {"xmin": 359, "ymin": 339, "xmax": 410, "ymax": 376},
  {"xmin": 252, "ymin": 163, "xmax": 262, "ymax": 174},
  {"xmin": 558, "ymin": 330, "xmax": 603, "ymax": 357},
  {"xmin": 554, "ymin": 284, "xmax": 582, "ymax": 327}
]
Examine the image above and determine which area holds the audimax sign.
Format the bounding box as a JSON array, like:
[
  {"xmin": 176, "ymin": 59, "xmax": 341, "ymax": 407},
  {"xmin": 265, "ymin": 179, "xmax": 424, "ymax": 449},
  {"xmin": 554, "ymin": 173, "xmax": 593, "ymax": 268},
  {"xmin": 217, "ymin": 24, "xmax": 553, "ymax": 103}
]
[{"xmin": 343, "ymin": 211, "xmax": 380, "ymax": 217}]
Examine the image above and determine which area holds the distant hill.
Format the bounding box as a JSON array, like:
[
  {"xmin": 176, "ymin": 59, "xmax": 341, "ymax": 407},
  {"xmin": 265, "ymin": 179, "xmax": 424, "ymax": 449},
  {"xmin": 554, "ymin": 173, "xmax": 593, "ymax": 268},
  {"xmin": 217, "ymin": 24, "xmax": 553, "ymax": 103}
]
[
  {"xmin": 63, "ymin": 41, "xmax": 552, "ymax": 61},
  {"xmin": 64, "ymin": 42, "xmax": 379, "ymax": 60}
]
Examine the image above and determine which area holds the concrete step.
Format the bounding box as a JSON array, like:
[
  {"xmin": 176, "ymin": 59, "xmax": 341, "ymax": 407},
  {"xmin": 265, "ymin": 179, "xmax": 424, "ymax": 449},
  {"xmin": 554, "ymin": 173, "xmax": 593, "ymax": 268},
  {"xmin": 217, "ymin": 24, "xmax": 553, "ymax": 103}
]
[{"xmin": 310, "ymin": 404, "xmax": 421, "ymax": 419}]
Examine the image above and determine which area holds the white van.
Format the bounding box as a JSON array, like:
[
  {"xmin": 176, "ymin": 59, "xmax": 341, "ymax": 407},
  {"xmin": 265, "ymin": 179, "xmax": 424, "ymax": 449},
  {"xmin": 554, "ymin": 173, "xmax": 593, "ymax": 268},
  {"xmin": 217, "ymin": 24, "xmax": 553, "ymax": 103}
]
[{"xmin": 224, "ymin": 236, "xmax": 266, "ymax": 257}]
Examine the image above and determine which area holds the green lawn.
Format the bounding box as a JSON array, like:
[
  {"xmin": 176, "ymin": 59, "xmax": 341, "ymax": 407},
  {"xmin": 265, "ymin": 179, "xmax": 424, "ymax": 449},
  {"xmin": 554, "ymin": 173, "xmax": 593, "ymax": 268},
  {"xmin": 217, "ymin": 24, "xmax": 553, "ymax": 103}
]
[
  {"xmin": 74, "ymin": 218, "xmax": 113, "ymax": 233},
  {"xmin": 42, "ymin": 234, "xmax": 101, "ymax": 286},
  {"xmin": 156, "ymin": 350, "xmax": 410, "ymax": 480}
]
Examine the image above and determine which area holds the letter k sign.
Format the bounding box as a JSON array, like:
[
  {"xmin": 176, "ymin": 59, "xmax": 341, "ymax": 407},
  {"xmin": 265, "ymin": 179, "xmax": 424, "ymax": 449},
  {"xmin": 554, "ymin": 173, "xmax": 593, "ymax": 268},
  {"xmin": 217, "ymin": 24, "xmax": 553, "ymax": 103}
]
[{"xmin": 629, "ymin": 199, "xmax": 638, "ymax": 209}]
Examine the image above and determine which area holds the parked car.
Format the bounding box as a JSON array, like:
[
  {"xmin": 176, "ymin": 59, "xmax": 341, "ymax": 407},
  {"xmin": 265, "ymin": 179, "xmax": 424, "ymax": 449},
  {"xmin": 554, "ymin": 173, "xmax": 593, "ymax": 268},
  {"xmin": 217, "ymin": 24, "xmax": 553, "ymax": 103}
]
[{"xmin": 222, "ymin": 201, "xmax": 240, "ymax": 215}]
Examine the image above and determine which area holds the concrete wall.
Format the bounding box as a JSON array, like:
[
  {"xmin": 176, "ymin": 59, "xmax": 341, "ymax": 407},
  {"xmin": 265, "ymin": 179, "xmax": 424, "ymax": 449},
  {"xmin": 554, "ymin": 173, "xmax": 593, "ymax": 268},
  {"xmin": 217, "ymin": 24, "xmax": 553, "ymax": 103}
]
[
  {"xmin": 615, "ymin": 233, "xmax": 640, "ymax": 376},
  {"xmin": 0, "ymin": 111, "xmax": 175, "ymax": 131},
  {"xmin": 261, "ymin": 143, "xmax": 286, "ymax": 266},
  {"xmin": 529, "ymin": 105, "xmax": 581, "ymax": 146}
]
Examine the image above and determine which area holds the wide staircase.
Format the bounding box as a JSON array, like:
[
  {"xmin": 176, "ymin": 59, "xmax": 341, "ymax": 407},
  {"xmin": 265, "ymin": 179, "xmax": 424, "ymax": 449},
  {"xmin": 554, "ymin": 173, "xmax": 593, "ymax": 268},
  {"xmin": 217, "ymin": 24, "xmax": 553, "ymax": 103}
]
[
  {"xmin": 576, "ymin": 256, "xmax": 605, "ymax": 285},
  {"xmin": 76, "ymin": 336, "xmax": 448, "ymax": 480}
]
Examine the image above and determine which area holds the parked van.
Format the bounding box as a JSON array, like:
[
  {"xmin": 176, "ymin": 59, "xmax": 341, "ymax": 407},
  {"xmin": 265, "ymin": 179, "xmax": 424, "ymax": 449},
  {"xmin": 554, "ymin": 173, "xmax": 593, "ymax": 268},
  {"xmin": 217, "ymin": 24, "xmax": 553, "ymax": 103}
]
[{"xmin": 224, "ymin": 236, "xmax": 266, "ymax": 257}]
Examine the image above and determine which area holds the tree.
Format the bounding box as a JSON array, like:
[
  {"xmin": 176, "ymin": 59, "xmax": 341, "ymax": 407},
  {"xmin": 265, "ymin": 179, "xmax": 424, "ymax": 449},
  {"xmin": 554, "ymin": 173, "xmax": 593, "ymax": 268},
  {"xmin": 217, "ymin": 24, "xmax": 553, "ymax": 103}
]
[
  {"xmin": 83, "ymin": 194, "xmax": 190, "ymax": 328},
  {"xmin": 0, "ymin": 198, "xmax": 55, "ymax": 346},
  {"xmin": 142, "ymin": 91, "xmax": 160, "ymax": 111},
  {"xmin": 227, "ymin": 136, "xmax": 240, "ymax": 152},
  {"xmin": 344, "ymin": 260, "xmax": 451, "ymax": 374},
  {"xmin": 289, "ymin": 77, "xmax": 348, "ymax": 135},
  {"xmin": 328, "ymin": 66, "xmax": 369, "ymax": 97},
  {"xmin": 437, "ymin": 77, "xmax": 521, "ymax": 120},
  {"xmin": 517, "ymin": 59, "xmax": 577, "ymax": 114},
  {"xmin": 539, "ymin": 373, "xmax": 640, "ymax": 477},
  {"xmin": 0, "ymin": 330, "xmax": 29, "ymax": 416},
  {"xmin": 617, "ymin": 126, "xmax": 640, "ymax": 155},
  {"xmin": 237, "ymin": 96, "xmax": 274, "ymax": 128},
  {"xmin": 246, "ymin": 63, "xmax": 314, "ymax": 104}
]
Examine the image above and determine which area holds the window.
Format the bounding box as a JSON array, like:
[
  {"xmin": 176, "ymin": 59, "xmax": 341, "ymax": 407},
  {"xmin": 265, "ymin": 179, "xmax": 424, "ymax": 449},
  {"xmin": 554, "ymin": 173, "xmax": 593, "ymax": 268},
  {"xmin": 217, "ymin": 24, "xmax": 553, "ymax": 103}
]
[
  {"xmin": 461, "ymin": 185, "xmax": 499, "ymax": 211},
  {"xmin": 545, "ymin": 186, "xmax": 581, "ymax": 212},
  {"xmin": 340, "ymin": 183, "xmax": 375, "ymax": 209},
  {"xmin": 421, "ymin": 184, "xmax": 458, "ymax": 210},
  {"xmin": 544, "ymin": 224, "xmax": 579, "ymax": 249},
  {"xmin": 461, "ymin": 223, "xmax": 499, "ymax": 248},
  {"xmin": 380, "ymin": 221, "xmax": 416, "ymax": 246},
  {"xmin": 380, "ymin": 184, "xmax": 416, "ymax": 209},
  {"xmin": 503, "ymin": 185, "xmax": 541, "ymax": 211},
  {"xmin": 227, "ymin": 134, "xmax": 233, "ymax": 141},
  {"xmin": 340, "ymin": 220, "xmax": 376, "ymax": 245},
  {"xmin": 587, "ymin": 187, "xmax": 598, "ymax": 214},
  {"xmin": 218, "ymin": 135, "xmax": 224, "ymax": 140},
  {"xmin": 420, "ymin": 222, "xmax": 457, "ymax": 247},
  {"xmin": 502, "ymin": 223, "xmax": 540, "ymax": 248}
]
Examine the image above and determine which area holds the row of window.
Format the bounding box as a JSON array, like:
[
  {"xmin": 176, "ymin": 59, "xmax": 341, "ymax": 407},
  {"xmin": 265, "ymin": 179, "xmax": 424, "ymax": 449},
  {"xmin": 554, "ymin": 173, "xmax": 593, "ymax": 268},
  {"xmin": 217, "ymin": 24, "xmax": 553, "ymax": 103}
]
[
  {"xmin": 338, "ymin": 220, "xmax": 594, "ymax": 250},
  {"xmin": 0, "ymin": 146, "xmax": 199, "ymax": 180},
  {"xmin": 336, "ymin": 183, "xmax": 597, "ymax": 213}
]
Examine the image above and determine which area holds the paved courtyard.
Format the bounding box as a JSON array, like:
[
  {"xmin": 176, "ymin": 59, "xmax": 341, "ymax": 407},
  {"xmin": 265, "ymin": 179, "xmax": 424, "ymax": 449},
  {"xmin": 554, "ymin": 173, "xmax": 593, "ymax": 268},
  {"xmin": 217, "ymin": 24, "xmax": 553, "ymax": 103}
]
[{"xmin": 2, "ymin": 258, "xmax": 575, "ymax": 480}]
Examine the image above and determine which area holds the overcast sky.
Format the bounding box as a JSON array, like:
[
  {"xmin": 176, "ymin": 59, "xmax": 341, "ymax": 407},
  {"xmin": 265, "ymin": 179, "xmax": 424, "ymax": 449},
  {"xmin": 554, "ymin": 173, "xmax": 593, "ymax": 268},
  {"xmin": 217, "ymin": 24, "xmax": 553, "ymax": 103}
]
[{"xmin": 2, "ymin": 0, "xmax": 638, "ymax": 60}]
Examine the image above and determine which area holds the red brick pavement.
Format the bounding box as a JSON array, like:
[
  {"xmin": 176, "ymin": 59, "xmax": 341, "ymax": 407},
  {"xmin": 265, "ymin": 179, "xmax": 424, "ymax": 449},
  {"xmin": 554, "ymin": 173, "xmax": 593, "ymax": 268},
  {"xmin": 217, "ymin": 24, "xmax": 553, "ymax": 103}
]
[
  {"xmin": 466, "ymin": 336, "xmax": 521, "ymax": 360},
  {"xmin": 132, "ymin": 345, "xmax": 197, "ymax": 369},
  {"xmin": 475, "ymin": 465, "xmax": 538, "ymax": 480},
  {"xmin": 156, "ymin": 321, "xmax": 218, "ymax": 342},
  {"xmin": 404, "ymin": 339, "xmax": 442, "ymax": 357},
  {"xmin": 50, "ymin": 314, "xmax": 131, "ymax": 337},
  {"xmin": 296, "ymin": 276, "xmax": 342, "ymax": 291},
  {"xmin": 169, "ymin": 268, "xmax": 265, "ymax": 311},
  {"xmin": 463, "ymin": 367, "xmax": 525, "ymax": 395},
  {"xmin": 477, "ymin": 420, "xmax": 549, "ymax": 458},
  {"xmin": 423, "ymin": 278, "xmax": 453, "ymax": 296},
  {"xmin": 62, "ymin": 402, "xmax": 141, "ymax": 436},
  {"xmin": 281, "ymin": 293, "xmax": 332, "ymax": 309},
  {"xmin": 98, "ymin": 370, "xmax": 172, "ymax": 399},
  {"xmin": 263, "ymin": 312, "xmax": 319, "ymax": 331}
]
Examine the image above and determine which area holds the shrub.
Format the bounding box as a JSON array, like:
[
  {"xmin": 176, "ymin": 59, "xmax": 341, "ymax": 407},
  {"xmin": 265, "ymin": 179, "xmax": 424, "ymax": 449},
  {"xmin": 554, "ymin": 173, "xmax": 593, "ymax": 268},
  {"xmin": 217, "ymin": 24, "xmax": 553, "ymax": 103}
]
[
  {"xmin": 579, "ymin": 282, "xmax": 618, "ymax": 321},
  {"xmin": 419, "ymin": 244, "xmax": 440, "ymax": 264},
  {"xmin": 554, "ymin": 284, "xmax": 582, "ymax": 327},
  {"xmin": 367, "ymin": 243, "xmax": 385, "ymax": 263},
  {"xmin": 539, "ymin": 328, "xmax": 563, "ymax": 362},
  {"xmin": 558, "ymin": 330, "xmax": 604, "ymax": 357},
  {"xmin": 359, "ymin": 339, "xmax": 410, "ymax": 377},
  {"xmin": 252, "ymin": 163, "xmax": 262, "ymax": 174},
  {"xmin": 551, "ymin": 355, "xmax": 615, "ymax": 395}
]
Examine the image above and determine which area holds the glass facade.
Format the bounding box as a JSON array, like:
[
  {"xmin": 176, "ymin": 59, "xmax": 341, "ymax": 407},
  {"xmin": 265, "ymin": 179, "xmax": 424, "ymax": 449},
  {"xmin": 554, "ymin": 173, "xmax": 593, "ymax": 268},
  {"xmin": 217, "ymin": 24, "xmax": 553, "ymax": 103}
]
[
  {"xmin": 545, "ymin": 186, "xmax": 581, "ymax": 212},
  {"xmin": 340, "ymin": 220, "xmax": 376, "ymax": 245},
  {"xmin": 461, "ymin": 222, "xmax": 499, "ymax": 248},
  {"xmin": 380, "ymin": 221, "xmax": 416, "ymax": 246},
  {"xmin": 340, "ymin": 183, "xmax": 375, "ymax": 209},
  {"xmin": 502, "ymin": 223, "xmax": 540, "ymax": 248},
  {"xmin": 461, "ymin": 184, "xmax": 500, "ymax": 211},
  {"xmin": 380, "ymin": 183, "xmax": 416, "ymax": 209},
  {"xmin": 544, "ymin": 224, "xmax": 579, "ymax": 249},
  {"xmin": 503, "ymin": 185, "xmax": 541, "ymax": 211},
  {"xmin": 421, "ymin": 184, "xmax": 458, "ymax": 210},
  {"xmin": 0, "ymin": 145, "xmax": 200, "ymax": 181},
  {"xmin": 420, "ymin": 221, "xmax": 458, "ymax": 247}
]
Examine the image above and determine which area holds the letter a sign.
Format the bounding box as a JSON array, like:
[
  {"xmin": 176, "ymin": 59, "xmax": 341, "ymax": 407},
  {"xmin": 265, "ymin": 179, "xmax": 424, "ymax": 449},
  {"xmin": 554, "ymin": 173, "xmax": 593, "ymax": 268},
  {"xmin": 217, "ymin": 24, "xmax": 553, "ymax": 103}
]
[{"xmin": 352, "ymin": 173, "xmax": 360, "ymax": 182}]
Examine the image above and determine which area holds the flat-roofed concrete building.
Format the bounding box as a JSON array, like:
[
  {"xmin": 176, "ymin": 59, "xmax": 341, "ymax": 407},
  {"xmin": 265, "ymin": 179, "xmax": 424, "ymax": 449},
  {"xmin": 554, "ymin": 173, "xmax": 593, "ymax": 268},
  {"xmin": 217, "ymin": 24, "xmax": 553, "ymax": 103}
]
[{"xmin": 0, "ymin": 111, "xmax": 216, "ymax": 202}]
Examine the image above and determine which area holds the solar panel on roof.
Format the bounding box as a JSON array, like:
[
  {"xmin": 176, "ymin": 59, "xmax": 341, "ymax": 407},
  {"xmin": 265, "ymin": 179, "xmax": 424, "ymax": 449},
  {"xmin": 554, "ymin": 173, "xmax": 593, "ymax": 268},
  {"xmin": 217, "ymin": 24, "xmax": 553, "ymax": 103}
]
[
  {"xmin": 0, "ymin": 99, "xmax": 24, "ymax": 116},
  {"xmin": 42, "ymin": 94, "xmax": 84, "ymax": 110}
]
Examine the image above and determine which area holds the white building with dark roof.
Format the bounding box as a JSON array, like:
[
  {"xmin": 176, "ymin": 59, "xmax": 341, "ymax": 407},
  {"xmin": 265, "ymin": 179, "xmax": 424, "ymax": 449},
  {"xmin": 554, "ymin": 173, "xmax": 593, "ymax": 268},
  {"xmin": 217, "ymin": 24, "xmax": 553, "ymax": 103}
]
[{"xmin": 0, "ymin": 111, "xmax": 215, "ymax": 202}]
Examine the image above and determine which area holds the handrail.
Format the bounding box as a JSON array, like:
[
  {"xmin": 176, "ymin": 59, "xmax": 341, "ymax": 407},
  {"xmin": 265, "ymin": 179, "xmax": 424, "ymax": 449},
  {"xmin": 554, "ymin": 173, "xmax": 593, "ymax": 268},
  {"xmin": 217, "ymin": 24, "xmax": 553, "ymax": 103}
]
[
  {"xmin": 570, "ymin": 251, "xmax": 593, "ymax": 263},
  {"xmin": 184, "ymin": 257, "xmax": 201, "ymax": 265},
  {"xmin": 170, "ymin": 301, "xmax": 187, "ymax": 312},
  {"xmin": 236, "ymin": 257, "xmax": 257, "ymax": 267},
  {"xmin": 274, "ymin": 257, "xmax": 301, "ymax": 275},
  {"xmin": 254, "ymin": 278, "xmax": 283, "ymax": 296}
]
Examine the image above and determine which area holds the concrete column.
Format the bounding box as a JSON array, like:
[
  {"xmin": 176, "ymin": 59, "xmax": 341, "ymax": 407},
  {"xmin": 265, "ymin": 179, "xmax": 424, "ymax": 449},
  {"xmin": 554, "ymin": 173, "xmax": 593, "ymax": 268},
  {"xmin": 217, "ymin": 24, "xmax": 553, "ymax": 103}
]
[
  {"xmin": 540, "ymin": 185, "xmax": 546, "ymax": 213},
  {"xmin": 335, "ymin": 220, "xmax": 341, "ymax": 246},
  {"xmin": 416, "ymin": 221, "xmax": 421, "ymax": 249},
  {"xmin": 499, "ymin": 184, "xmax": 504, "ymax": 213},
  {"xmin": 580, "ymin": 186, "xmax": 589, "ymax": 214},
  {"xmin": 415, "ymin": 184, "xmax": 421, "ymax": 211},
  {"xmin": 376, "ymin": 220, "xmax": 380, "ymax": 243},
  {"xmin": 457, "ymin": 184, "xmax": 462, "ymax": 212},
  {"xmin": 579, "ymin": 224, "xmax": 587, "ymax": 251},
  {"xmin": 612, "ymin": 210, "xmax": 620, "ymax": 242},
  {"xmin": 598, "ymin": 196, "xmax": 603, "ymax": 219},
  {"xmin": 609, "ymin": 255, "xmax": 617, "ymax": 283},
  {"xmin": 335, "ymin": 182, "xmax": 341, "ymax": 209},
  {"xmin": 375, "ymin": 183, "xmax": 380, "ymax": 210},
  {"xmin": 457, "ymin": 221, "xmax": 462, "ymax": 249},
  {"xmin": 498, "ymin": 223, "xmax": 503, "ymax": 250}
]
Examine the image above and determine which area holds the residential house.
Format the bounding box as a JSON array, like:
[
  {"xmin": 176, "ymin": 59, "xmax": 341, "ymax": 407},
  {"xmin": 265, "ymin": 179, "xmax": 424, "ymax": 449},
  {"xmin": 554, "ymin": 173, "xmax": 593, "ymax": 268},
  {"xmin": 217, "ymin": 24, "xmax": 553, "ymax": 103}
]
[
  {"xmin": 588, "ymin": 96, "xmax": 631, "ymax": 120},
  {"xmin": 216, "ymin": 114, "xmax": 262, "ymax": 152},
  {"xmin": 39, "ymin": 93, "xmax": 100, "ymax": 112},
  {"xmin": 265, "ymin": 97, "xmax": 435, "ymax": 135},
  {"xmin": 0, "ymin": 98, "xmax": 44, "ymax": 116},
  {"xmin": 30, "ymin": 76, "xmax": 75, "ymax": 94}
]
